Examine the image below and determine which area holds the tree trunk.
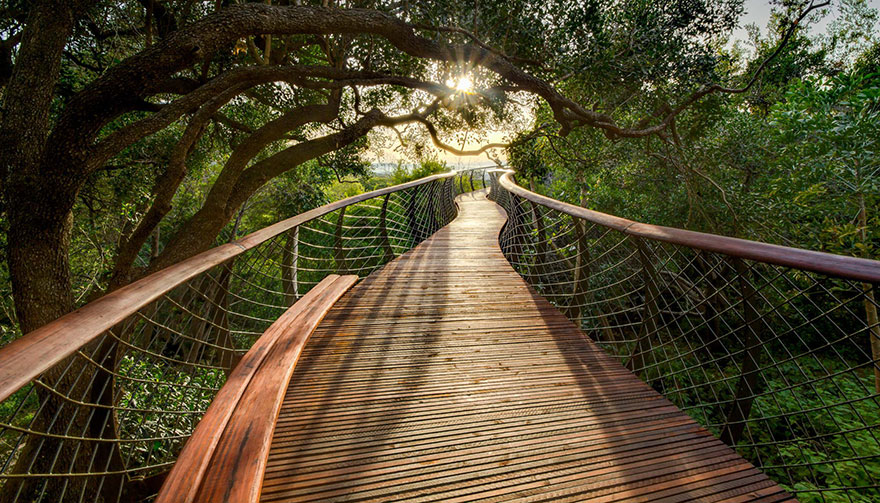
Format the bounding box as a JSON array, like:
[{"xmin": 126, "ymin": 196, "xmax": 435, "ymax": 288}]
[
  {"xmin": 626, "ymin": 238, "xmax": 661, "ymax": 379},
  {"xmin": 2, "ymin": 0, "xmax": 79, "ymax": 331},
  {"xmin": 720, "ymin": 258, "xmax": 764, "ymax": 447},
  {"xmin": 0, "ymin": 3, "xmax": 131, "ymax": 500},
  {"xmin": 3, "ymin": 184, "xmax": 128, "ymax": 503}
]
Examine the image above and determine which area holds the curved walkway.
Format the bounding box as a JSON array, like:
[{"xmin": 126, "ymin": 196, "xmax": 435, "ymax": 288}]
[{"xmin": 260, "ymin": 191, "xmax": 793, "ymax": 502}]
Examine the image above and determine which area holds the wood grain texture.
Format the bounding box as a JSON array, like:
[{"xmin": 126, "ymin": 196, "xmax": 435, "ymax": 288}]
[
  {"xmin": 260, "ymin": 190, "xmax": 793, "ymax": 503},
  {"xmin": 157, "ymin": 274, "xmax": 357, "ymax": 503},
  {"xmin": 497, "ymin": 171, "xmax": 880, "ymax": 283}
]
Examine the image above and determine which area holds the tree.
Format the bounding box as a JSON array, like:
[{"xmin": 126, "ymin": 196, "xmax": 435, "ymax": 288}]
[
  {"xmin": 769, "ymin": 72, "xmax": 880, "ymax": 391},
  {"xmin": 1, "ymin": 0, "xmax": 830, "ymax": 331},
  {"xmin": 0, "ymin": 1, "xmax": 830, "ymax": 499}
]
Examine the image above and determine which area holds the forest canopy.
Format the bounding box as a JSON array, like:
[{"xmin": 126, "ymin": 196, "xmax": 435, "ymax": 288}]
[{"xmin": 0, "ymin": 0, "xmax": 875, "ymax": 339}]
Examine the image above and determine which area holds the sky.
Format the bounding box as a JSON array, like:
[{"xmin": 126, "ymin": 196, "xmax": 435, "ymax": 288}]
[
  {"xmin": 734, "ymin": 0, "xmax": 880, "ymax": 45},
  {"xmin": 372, "ymin": 0, "xmax": 880, "ymax": 170}
]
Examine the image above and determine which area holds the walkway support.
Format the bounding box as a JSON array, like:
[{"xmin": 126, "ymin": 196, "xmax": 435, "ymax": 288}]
[{"xmin": 491, "ymin": 170, "xmax": 880, "ymax": 503}]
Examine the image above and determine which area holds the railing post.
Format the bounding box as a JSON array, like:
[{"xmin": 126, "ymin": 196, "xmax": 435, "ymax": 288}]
[
  {"xmin": 626, "ymin": 237, "xmax": 662, "ymax": 377},
  {"xmin": 568, "ymin": 217, "xmax": 591, "ymax": 325},
  {"xmin": 695, "ymin": 251, "xmax": 725, "ymax": 356},
  {"xmin": 528, "ymin": 180, "xmax": 550, "ymax": 287},
  {"xmin": 428, "ymin": 180, "xmax": 440, "ymax": 234},
  {"xmin": 507, "ymin": 194, "xmax": 525, "ymax": 268},
  {"xmin": 406, "ymin": 185, "xmax": 422, "ymax": 244},
  {"xmin": 281, "ymin": 226, "xmax": 299, "ymax": 304},
  {"xmin": 720, "ymin": 258, "xmax": 763, "ymax": 446},
  {"xmin": 379, "ymin": 194, "xmax": 394, "ymax": 262},
  {"xmin": 470, "ymin": 172, "xmax": 475, "ymax": 192},
  {"xmin": 334, "ymin": 207, "xmax": 347, "ymax": 274},
  {"xmin": 208, "ymin": 264, "xmax": 236, "ymax": 370},
  {"xmin": 444, "ymin": 177, "xmax": 456, "ymax": 223},
  {"xmin": 437, "ymin": 180, "xmax": 445, "ymax": 230},
  {"xmin": 863, "ymin": 279, "xmax": 880, "ymax": 394},
  {"xmin": 487, "ymin": 172, "xmax": 496, "ymax": 201},
  {"xmin": 529, "ymin": 200, "xmax": 549, "ymax": 286},
  {"xmin": 490, "ymin": 172, "xmax": 506, "ymax": 204}
]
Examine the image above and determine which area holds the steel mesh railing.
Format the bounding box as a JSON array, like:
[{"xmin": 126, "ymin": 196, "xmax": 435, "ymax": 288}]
[
  {"xmin": 453, "ymin": 167, "xmax": 491, "ymax": 196},
  {"xmin": 490, "ymin": 170, "xmax": 880, "ymax": 503},
  {"xmin": 0, "ymin": 174, "xmax": 457, "ymax": 503}
]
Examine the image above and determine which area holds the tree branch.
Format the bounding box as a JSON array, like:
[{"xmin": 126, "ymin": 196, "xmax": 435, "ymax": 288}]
[
  {"xmin": 598, "ymin": 0, "xmax": 830, "ymax": 138},
  {"xmin": 411, "ymin": 23, "xmax": 553, "ymax": 71},
  {"xmin": 91, "ymin": 64, "xmax": 463, "ymax": 173},
  {"xmin": 110, "ymin": 85, "xmax": 247, "ymax": 286},
  {"xmin": 48, "ymin": 0, "xmax": 826, "ymax": 185}
]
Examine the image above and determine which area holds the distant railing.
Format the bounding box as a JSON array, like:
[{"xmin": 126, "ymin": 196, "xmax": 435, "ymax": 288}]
[
  {"xmin": 0, "ymin": 173, "xmax": 457, "ymax": 503},
  {"xmin": 453, "ymin": 166, "xmax": 491, "ymax": 195},
  {"xmin": 489, "ymin": 169, "xmax": 880, "ymax": 502}
]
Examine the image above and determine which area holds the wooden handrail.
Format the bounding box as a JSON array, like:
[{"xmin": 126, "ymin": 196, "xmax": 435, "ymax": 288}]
[
  {"xmin": 0, "ymin": 172, "xmax": 454, "ymax": 403},
  {"xmin": 497, "ymin": 172, "xmax": 880, "ymax": 283},
  {"xmin": 155, "ymin": 274, "xmax": 357, "ymax": 503}
]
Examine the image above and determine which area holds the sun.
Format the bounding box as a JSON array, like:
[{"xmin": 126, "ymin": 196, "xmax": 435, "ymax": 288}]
[
  {"xmin": 455, "ymin": 75, "xmax": 474, "ymax": 93},
  {"xmin": 446, "ymin": 74, "xmax": 475, "ymax": 94}
]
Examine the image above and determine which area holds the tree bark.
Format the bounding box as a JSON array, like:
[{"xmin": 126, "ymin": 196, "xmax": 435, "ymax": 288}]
[
  {"xmin": 0, "ymin": 4, "xmax": 131, "ymax": 501},
  {"xmin": 1, "ymin": 0, "xmax": 78, "ymax": 331}
]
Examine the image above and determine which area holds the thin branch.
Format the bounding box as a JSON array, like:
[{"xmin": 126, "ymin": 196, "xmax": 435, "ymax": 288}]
[
  {"xmin": 604, "ymin": 0, "xmax": 831, "ymax": 138},
  {"xmin": 719, "ymin": 0, "xmax": 830, "ymax": 94},
  {"xmin": 63, "ymin": 50, "xmax": 104, "ymax": 73},
  {"xmin": 389, "ymin": 125, "xmax": 408, "ymax": 148},
  {"xmin": 412, "ymin": 23, "xmax": 553, "ymax": 71},
  {"xmin": 246, "ymin": 36, "xmax": 267, "ymax": 65},
  {"xmin": 411, "ymin": 117, "xmax": 508, "ymax": 156},
  {"xmin": 211, "ymin": 112, "xmax": 254, "ymax": 133}
]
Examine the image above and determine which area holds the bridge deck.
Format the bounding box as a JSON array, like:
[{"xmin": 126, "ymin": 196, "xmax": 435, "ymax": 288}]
[{"xmin": 261, "ymin": 191, "xmax": 793, "ymax": 502}]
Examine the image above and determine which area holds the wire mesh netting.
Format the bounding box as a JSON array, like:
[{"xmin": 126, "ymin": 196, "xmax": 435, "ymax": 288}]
[
  {"xmin": 0, "ymin": 175, "xmax": 458, "ymax": 503},
  {"xmin": 490, "ymin": 171, "xmax": 880, "ymax": 503},
  {"xmin": 9, "ymin": 165, "xmax": 872, "ymax": 502}
]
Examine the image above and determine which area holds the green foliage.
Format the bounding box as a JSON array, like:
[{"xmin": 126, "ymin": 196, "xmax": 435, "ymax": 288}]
[
  {"xmin": 766, "ymin": 72, "xmax": 880, "ymax": 256},
  {"xmin": 390, "ymin": 158, "xmax": 449, "ymax": 185},
  {"xmin": 507, "ymin": 7, "xmax": 880, "ymax": 500},
  {"xmin": 324, "ymin": 180, "xmax": 366, "ymax": 201},
  {"xmin": 653, "ymin": 350, "xmax": 880, "ymax": 501},
  {"xmin": 116, "ymin": 356, "xmax": 225, "ymax": 471}
]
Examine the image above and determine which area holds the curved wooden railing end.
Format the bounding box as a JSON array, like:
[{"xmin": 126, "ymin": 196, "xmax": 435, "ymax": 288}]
[{"xmin": 155, "ymin": 274, "xmax": 357, "ymax": 503}]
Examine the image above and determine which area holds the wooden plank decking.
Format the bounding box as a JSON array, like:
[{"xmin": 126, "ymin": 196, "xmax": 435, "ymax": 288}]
[{"xmin": 260, "ymin": 191, "xmax": 794, "ymax": 502}]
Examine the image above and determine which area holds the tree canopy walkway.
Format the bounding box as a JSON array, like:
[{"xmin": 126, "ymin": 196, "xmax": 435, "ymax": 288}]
[{"xmin": 0, "ymin": 170, "xmax": 878, "ymax": 502}]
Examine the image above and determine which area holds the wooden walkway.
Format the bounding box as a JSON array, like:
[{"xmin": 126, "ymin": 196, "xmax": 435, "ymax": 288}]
[{"xmin": 260, "ymin": 191, "xmax": 794, "ymax": 502}]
